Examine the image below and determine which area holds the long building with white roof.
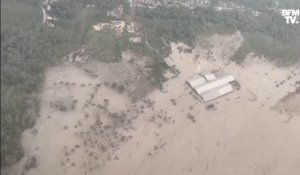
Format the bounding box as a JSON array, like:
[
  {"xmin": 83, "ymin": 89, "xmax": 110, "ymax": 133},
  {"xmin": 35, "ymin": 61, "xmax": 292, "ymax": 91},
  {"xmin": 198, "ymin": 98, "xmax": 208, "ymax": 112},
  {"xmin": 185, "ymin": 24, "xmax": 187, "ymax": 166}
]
[
  {"xmin": 195, "ymin": 74, "xmax": 234, "ymax": 94},
  {"xmin": 200, "ymin": 84, "xmax": 234, "ymax": 102},
  {"xmin": 187, "ymin": 72, "xmax": 236, "ymax": 102}
]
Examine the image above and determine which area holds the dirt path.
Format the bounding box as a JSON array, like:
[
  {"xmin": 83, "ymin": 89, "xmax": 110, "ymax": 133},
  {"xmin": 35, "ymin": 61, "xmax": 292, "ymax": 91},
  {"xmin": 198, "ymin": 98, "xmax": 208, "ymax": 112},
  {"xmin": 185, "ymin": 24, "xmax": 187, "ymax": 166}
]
[
  {"xmin": 41, "ymin": 0, "xmax": 48, "ymax": 24},
  {"xmin": 41, "ymin": 6, "xmax": 46, "ymax": 24}
]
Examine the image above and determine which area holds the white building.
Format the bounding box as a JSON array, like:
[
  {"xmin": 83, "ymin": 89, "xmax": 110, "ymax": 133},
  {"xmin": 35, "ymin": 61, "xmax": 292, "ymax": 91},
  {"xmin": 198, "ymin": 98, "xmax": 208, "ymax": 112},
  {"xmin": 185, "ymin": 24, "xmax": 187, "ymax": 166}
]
[
  {"xmin": 129, "ymin": 37, "xmax": 142, "ymax": 43},
  {"xmin": 202, "ymin": 72, "xmax": 216, "ymax": 81},
  {"xmin": 200, "ymin": 84, "xmax": 233, "ymax": 102},
  {"xmin": 187, "ymin": 72, "xmax": 236, "ymax": 102},
  {"xmin": 93, "ymin": 23, "xmax": 110, "ymax": 31},
  {"xmin": 93, "ymin": 21, "xmax": 126, "ymax": 34},
  {"xmin": 187, "ymin": 74, "xmax": 206, "ymax": 87},
  {"xmin": 195, "ymin": 74, "xmax": 235, "ymax": 94}
]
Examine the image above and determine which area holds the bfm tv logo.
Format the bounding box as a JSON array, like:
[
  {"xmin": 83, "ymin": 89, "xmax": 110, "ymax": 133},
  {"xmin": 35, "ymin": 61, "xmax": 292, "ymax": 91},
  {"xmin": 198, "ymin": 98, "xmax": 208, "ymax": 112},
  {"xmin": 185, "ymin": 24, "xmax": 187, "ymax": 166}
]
[{"xmin": 282, "ymin": 9, "xmax": 299, "ymax": 24}]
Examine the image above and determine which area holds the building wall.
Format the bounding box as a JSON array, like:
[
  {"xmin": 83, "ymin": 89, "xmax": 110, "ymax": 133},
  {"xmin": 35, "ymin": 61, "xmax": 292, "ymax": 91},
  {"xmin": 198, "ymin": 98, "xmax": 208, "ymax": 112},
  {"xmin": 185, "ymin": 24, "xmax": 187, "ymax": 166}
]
[{"xmin": 195, "ymin": 74, "xmax": 234, "ymax": 94}]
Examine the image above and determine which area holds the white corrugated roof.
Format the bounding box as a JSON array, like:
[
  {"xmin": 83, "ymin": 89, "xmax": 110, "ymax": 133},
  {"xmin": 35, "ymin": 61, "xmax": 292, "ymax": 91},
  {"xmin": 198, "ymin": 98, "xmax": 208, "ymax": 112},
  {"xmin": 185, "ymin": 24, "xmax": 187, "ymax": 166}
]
[
  {"xmin": 195, "ymin": 74, "xmax": 235, "ymax": 94},
  {"xmin": 200, "ymin": 84, "xmax": 233, "ymax": 102},
  {"xmin": 187, "ymin": 74, "xmax": 206, "ymax": 88},
  {"xmin": 202, "ymin": 73, "xmax": 216, "ymax": 81}
]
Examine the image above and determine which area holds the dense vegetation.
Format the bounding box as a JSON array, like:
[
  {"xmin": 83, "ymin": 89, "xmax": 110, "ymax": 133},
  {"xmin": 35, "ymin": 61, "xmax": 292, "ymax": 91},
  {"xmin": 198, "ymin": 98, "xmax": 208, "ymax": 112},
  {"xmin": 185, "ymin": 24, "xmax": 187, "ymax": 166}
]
[{"xmin": 137, "ymin": 2, "xmax": 300, "ymax": 65}]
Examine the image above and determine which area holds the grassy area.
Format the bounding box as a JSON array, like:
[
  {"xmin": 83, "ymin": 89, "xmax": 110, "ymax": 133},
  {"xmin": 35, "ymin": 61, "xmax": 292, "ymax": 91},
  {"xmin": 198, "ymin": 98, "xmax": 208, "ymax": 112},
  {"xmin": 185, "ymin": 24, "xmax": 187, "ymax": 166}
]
[
  {"xmin": 233, "ymin": 32, "xmax": 300, "ymax": 65},
  {"xmin": 1, "ymin": 0, "xmax": 42, "ymax": 35},
  {"xmin": 85, "ymin": 32, "xmax": 129, "ymax": 62},
  {"xmin": 85, "ymin": 30, "xmax": 167, "ymax": 86},
  {"xmin": 137, "ymin": 5, "xmax": 300, "ymax": 65}
]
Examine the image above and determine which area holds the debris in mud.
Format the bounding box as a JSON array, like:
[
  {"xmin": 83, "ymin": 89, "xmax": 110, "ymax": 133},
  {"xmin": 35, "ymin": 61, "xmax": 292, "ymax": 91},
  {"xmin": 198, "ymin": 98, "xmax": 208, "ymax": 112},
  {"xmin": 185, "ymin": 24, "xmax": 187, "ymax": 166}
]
[
  {"xmin": 111, "ymin": 82, "xmax": 126, "ymax": 93},
  {"xmin": 24, "ymin": 156, "xmax": 38, "ymax": 171},
  {"xmin": 170, "ymin": 98, "xmax": 177, "ymax": 105},
  {"xmin": 273, "ymin": 87, "xmax": 300, "ymax": 122},
  {"xmin": 31, "ymin": 129, "xmax": 38, "ymax": 136},
  {"xmin": 206, "ymin": 104, "xmax": 217, "ymax": 111},
  {"xmin": 50, "ymin": 97, "xmax": 77, "ymax": 112},
  {"xmin": 187, "ymin": 113, "xmax": 196, "ymax": 123}
]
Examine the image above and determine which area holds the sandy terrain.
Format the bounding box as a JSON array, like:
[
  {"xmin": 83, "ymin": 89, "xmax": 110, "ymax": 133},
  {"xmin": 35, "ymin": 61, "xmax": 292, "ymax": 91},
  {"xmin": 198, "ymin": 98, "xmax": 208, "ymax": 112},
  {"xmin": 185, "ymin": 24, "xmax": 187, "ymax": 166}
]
[{"xmin": 8, "ymin": 32, "xmax": 300, "ymax": 175}]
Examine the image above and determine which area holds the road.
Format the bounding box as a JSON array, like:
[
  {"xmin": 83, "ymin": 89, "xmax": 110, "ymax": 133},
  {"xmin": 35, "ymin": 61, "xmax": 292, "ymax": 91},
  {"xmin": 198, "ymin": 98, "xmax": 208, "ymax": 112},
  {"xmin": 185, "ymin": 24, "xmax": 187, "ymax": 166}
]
[{"xmin": 41, "ymin": 0, "xmax": 48, "ymax": 24}]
